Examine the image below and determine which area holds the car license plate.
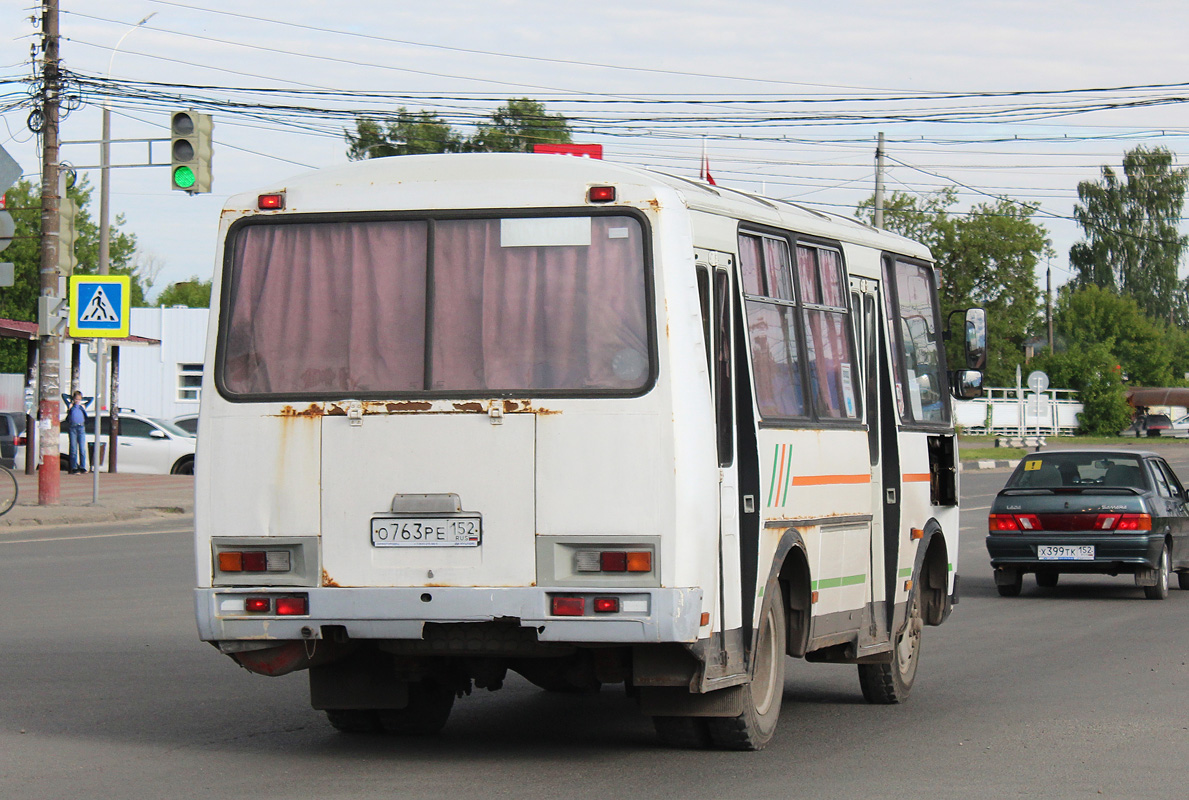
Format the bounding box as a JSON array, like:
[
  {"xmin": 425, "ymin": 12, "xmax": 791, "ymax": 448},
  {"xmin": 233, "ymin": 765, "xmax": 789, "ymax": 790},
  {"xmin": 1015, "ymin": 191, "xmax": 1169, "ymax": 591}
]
[
  {"xmin": 371, "ymin": 516, "xmax": 481, "ymax": 547},
  {"xmin": 1038, "ymin": 544, "xmax": 1094, "ymax": 561}
]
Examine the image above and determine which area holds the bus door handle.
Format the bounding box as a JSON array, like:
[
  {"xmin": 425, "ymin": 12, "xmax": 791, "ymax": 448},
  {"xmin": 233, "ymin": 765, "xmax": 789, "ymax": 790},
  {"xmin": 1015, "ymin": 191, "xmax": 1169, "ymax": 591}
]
[{"xmin": 886, "ymin": 489, "xmax": 897, "ymax": 504}]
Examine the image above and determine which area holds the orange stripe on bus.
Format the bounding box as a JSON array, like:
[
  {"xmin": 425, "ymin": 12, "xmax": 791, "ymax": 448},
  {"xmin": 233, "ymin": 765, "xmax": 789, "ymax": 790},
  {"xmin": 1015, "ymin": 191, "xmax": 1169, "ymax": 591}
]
[
  {"xmin": 790, "ymin": 474, "xmax": 872, "ymax": 486},
  {"xmin": 902, "ymin": 473, "xmax": 932, "ymax": 482}
]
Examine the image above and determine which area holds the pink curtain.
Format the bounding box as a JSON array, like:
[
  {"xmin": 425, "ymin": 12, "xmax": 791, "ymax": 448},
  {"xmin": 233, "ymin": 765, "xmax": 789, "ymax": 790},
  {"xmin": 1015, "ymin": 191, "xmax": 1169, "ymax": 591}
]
[
  {"xmin": 222, "ymin": 220, "xmax": 428, "ymax": 394},
  {"xmin": 431, "ymin": 217, "xmax": 647, "ymax": 391},
  {"xmin": 221, "ymin": 215, "xmax": 648, "ymax": 396}
]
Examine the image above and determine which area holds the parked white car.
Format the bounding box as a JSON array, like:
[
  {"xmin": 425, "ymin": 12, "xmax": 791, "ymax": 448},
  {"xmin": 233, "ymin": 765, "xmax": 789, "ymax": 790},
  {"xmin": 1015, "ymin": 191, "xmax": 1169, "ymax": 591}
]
[{"xmin": 59, "ymin": 411, "xmax": 197, "ymax": 474}]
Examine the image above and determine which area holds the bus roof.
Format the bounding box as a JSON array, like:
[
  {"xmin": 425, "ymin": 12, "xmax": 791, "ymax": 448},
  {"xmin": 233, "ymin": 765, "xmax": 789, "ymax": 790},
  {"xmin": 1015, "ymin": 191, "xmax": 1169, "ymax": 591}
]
[{"xmin": 224, "ymin": 153, "xmax": 931, "ymax": 261}]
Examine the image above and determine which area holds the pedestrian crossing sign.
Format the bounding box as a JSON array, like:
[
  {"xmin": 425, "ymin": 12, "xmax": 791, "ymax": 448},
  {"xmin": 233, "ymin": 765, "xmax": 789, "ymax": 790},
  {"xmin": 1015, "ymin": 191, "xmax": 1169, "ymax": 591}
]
[{"xmin": 69, "ymin": 275, "xmax": 131, "ymax": 338}]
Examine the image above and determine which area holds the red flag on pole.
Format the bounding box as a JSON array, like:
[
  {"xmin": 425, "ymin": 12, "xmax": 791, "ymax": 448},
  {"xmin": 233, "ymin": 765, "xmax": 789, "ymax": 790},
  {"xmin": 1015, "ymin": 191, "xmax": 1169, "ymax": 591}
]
[{"xmin": 700, "ymin": 140, "xmax": 717, "ymax": 186}]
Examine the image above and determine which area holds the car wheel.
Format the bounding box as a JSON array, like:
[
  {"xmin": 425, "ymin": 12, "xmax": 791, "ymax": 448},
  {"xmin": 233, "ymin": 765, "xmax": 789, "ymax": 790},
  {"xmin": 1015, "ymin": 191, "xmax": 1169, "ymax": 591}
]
[
  {"xmin": 859, "ymin": 592, "xmax": 923, "ymax": 704},
  {"xmin": 1143, "ymin": 544, "xmax": 1170, "ymax": 600},
  {"xmin": 1036, "ymin": 569, "xmax": 1059, "ymax": 588},
  {"xmin": 996, "ymin": 570, "xmax": 1023, "ymax": 597},
  {"xmin": 705, "ymin": 583, "xmax": 786, "ymax": 750},
  {"xmin": 170, "ymin": 456, "xmax": 195, "ymax": 475},
  {"xmin": 1178, "ymin": 571, "xmax": 1189, "ymax": 591}
]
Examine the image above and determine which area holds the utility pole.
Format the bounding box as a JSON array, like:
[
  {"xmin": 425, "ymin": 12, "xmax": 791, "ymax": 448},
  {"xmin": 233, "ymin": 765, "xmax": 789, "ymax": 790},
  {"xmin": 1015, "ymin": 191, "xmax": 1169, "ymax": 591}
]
[
  {"xmin": 1046, "ymin": 262, "xmax": 1054, "ymax": 353},
  {"xmin": 37, "ymin": 0, "xmax": 62, "ymax": 505},
  {"xmin": 873, "ymin": 132, "xmax": 886, "ymax": 230}
]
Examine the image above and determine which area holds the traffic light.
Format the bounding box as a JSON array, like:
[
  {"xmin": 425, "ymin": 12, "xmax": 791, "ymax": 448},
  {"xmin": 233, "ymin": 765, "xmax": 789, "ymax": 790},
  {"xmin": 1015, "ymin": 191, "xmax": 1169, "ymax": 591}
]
[
  {"xmin": 57, "ymin": 197, "xmax": 79, "ymax": 275},
  {"xmin": 170, "ymin": 110, "xmax": 213, "ymax": 194}
]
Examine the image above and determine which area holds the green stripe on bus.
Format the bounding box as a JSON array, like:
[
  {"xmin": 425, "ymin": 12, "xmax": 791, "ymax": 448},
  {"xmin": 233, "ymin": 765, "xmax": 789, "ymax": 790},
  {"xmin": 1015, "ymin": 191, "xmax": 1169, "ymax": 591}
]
[
  {"xmin": 898, "ymin": 567, "xmax": 913, "ymax": 578},
  {"xmin": 767, "ymin": 444, "xmax": 781, "ymax": 506},
  {"xmin": 811, "ymin": 573, "xmax": 867, "ymax": 590}
]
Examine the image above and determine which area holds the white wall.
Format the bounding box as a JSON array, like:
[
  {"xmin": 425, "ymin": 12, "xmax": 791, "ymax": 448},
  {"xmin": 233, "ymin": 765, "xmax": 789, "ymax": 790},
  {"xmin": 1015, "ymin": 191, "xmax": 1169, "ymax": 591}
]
[{"xmin": 58, "ymin": 307, "xmax": 210, "ymax": 421}]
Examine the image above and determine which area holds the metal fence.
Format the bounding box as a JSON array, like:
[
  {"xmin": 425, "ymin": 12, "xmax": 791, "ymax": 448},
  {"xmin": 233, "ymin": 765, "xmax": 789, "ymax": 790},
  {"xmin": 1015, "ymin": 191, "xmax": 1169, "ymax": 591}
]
[{"xmin": 954, "ymin": 387, "xmax": 1083, "ymax": 436}]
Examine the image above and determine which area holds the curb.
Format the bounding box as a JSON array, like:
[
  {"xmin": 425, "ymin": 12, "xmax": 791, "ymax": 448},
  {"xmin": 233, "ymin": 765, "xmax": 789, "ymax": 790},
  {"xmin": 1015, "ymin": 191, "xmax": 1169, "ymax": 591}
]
[{"xmin": 960, "ymin": 459, "xmax": 1020, "ymax": 471}]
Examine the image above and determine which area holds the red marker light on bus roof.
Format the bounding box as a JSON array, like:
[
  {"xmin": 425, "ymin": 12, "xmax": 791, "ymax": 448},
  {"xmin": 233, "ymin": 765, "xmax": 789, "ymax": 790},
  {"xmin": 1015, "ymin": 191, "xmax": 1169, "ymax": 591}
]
[
  {"xmin": 258, "ymin": 193, "xmax": 285, "ymax": 210},
  {"xmin": 588, "ymin": 186, "xmax": 615, "ymax": 203}
]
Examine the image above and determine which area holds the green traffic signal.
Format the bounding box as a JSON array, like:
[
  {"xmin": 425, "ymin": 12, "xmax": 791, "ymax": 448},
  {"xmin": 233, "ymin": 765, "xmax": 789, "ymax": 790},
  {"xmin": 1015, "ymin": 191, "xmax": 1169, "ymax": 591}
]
[{"xmin": 173, "ymin": 165, "xmax": 196, "ymax": 190}]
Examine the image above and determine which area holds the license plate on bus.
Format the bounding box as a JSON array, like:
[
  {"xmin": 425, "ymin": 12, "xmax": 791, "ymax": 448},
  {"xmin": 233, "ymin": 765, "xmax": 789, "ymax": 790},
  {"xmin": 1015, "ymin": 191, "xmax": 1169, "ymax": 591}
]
[
  {"xmin": 371, "ymin": 516, "xmax": 482, "ymax": 547},
  {"xmin": 1038, "ymin": 544, "xmax": 1094, "ymax": 561}
]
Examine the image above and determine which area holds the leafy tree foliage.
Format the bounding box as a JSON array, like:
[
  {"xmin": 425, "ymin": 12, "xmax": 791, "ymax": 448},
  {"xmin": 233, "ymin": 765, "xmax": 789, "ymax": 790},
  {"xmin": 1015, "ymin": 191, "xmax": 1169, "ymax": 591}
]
[
  {"xmin": 1032, "ymin": 284, "xmax": 1181, "ymax": 433},
  {"xmin": 346, "ymin": 110, "xmax": 464, "ymax": 159},
  {"xmin": 0, "ymin": 178, "xmax": 145, "ymax": 372},
  {"xmin": 857, "ymin": 188, "xmax": 1051, "ymax": 386},
  {"xmin": 1032, "ymin": 342, "xmax": 1132, "ymax": 435},
  {"xmin": 1070, "ymin": 146, "xmax": 1189, "ymax": 322},
  {"xmin": 468, "ymin": 99, "xmax": 572, "ymax": 152},
  {"xmin": 155, "ymin": 278, "xmax": 211, "ymax": 308},
  {"xmin": 346, "ymin": 99, "xmax": 572, "ymax": 160}
]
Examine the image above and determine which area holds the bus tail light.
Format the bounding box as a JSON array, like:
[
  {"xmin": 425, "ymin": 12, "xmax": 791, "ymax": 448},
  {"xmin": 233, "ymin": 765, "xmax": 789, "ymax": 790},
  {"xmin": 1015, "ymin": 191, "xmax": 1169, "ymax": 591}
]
[
  {"xmin": 552, "ymin": 596, "xmax": 585, "ymax": 616},
  {"xmin": 245, "ymin": 597, "xmax": 270, "ymax": 613},
  {"xmin": 575, "ymin": 550, "xmax": 653, "ymax": 573},
  {"xmin": 588, "ymin": 186, "xmax": 615, "ymax": 203},
  {"xmin": 217, "ymin": 550, "xmax": 292, "ymax": 573},
  {"xmin": 593, "ymin": 597, "xmax": 619, "ymax": 613},
  {"xmin": 258, "ymin": 193, "xmax": 285, "ymax": 210},
  {"xmin": 275, "ymin": 596, "xmax": 308, "ymax": 616}
]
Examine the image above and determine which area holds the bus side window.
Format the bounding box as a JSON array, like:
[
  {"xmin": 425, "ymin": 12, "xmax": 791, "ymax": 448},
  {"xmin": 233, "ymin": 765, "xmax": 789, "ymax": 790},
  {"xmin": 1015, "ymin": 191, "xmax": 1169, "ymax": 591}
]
[
  {"xmin": 697, "ymin": 266, "xmax": 712, "ymax": 379},
  {"xmin": 714, "ymin": 269, "xmax": 734, "ymax": 468}
]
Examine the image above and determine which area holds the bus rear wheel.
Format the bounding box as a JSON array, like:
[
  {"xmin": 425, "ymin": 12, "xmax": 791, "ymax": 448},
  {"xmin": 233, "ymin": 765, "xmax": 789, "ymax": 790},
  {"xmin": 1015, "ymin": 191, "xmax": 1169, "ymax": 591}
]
[
  {"xmin": 375, "ymin": 680, "xmax": 455, "ymax": 735},
  {"xmin": 705, "ymin": 584, "xmax": 786, "ymax": 750},
  {"xmin": 858, "ymin": 593, "xmax": 922, "ymax": 704}
]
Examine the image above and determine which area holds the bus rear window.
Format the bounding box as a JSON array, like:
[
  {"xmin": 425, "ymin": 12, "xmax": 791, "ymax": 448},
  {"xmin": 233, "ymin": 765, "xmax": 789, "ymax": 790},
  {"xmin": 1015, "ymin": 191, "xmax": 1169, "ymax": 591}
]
[{"xmin": 219, "ymin": 214, "xmax": 650, "ymax": 397}]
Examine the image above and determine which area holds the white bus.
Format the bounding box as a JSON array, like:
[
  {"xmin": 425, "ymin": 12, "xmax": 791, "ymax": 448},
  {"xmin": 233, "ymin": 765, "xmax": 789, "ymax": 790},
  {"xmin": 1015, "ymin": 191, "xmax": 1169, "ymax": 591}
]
[{"xmin": 194, "ymin": 153, "xmax": 985, "ymax": 750}]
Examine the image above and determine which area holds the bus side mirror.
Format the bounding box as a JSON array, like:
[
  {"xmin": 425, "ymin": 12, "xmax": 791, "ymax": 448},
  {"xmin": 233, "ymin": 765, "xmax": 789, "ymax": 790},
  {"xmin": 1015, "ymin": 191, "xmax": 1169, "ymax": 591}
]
[
  {"xmin": 963, "ymin": 308, "xmax": 987, "ymax": 371},
  {"xmin": 951, "ymin": 369, "xmax": 983, "ymax": 400}
]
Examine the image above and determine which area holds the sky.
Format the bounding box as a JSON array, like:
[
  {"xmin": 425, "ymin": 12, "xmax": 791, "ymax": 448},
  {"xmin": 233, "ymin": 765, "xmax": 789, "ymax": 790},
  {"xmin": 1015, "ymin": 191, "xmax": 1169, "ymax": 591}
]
[{"xmin": 4, "ymin": 0, "xmax": 1189, "ymax": 299}]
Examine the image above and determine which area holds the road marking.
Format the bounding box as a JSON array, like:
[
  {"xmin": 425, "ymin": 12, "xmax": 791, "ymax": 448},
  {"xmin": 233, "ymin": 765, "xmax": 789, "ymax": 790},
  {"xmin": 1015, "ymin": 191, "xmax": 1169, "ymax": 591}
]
[{"xmin": 0, "ymin": 528, "xmax": 191, "ymax": 545}]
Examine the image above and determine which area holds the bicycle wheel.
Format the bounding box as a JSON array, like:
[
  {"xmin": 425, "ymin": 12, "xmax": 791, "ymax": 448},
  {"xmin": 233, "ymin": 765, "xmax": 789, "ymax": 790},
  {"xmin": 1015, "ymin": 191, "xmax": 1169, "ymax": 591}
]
[{"xmin": 0, "ymin": 465, "xmax": 18, "ymax": 517}]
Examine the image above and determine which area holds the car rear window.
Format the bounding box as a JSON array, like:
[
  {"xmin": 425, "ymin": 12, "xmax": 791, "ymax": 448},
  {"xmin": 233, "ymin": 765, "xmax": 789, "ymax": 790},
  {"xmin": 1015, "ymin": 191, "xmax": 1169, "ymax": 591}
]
[{"xmin": 1005, "ymin": 453, "xmax": 1148, "ymax": 490}]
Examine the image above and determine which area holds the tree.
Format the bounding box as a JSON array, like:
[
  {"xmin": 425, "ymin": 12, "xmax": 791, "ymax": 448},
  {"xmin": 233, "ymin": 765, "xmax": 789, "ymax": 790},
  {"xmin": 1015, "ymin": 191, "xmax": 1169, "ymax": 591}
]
[
  {"xmin": 1051, "ymin": 284, "xmax": 1171, "ymax": 386},
  {"xmin": 857, "ymin": 189, "xmax": 1051, "ymax": 386},
  {"xmin": 468, "ymin": 99, "xmax": 572, "ymax": 152},
  {"xmin": 0, "ymin": 177, "xmax": 144, "ymax": 373},
  {"xmin": 1032, "ymin": 343, "xmax": 1132, "ymax": 435},
  {"xmin": 156, "ymin": 278, "xmax": 211, "ymax": 308},
  {"xmin": 1070, "ymin": 145, "xmax": 1189, "ymax": 322},
  {"xmin": 346, "ymin": 110, "xmax": 464, "ymax": 159},
  {"xmin": 346, "ymin": 99, "xmax": 572, "ymax": 160}
]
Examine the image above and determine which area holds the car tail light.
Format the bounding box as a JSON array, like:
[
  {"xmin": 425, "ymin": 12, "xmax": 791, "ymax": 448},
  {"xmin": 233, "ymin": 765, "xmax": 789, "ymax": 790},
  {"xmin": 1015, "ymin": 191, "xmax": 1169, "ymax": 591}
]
[
  {"xmin": 13, "ymin": 435, "xmax": 24, "ymax": 446},
  {"xmin": 551, "ymin": 596, "xmax": 585, "ymax": 616},
  {"xmin": 989, "ymin": 514, "xmax": 1020, "ymax": 531},
  {"xmin": 1115, "ymin": 513, "xmax": 1152, "ymax": 531},
  {"xmin": 275, "ymin": 596, "xmax": 308, "ymax": 616}
]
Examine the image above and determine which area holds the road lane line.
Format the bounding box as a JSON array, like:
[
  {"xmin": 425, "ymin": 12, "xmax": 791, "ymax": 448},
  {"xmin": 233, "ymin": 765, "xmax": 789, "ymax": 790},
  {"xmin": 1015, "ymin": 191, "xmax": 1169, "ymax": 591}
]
[{"xmin": 0, "ymin": 528, "xmax": 191, "ymax": 545}]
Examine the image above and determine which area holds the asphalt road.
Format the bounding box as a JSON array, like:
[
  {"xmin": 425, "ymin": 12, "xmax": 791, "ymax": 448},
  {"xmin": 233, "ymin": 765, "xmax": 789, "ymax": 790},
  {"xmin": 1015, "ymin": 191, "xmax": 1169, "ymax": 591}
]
[{"xmin": 1, "ymin": 453, "xmax": 1187, "ymax": 800}]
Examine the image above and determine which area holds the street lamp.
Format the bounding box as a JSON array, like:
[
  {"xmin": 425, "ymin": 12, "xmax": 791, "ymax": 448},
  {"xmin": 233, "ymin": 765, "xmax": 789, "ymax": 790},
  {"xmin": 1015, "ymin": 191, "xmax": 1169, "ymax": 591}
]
[
  {"xmin": 95, "ymin": 12, "xmax": 154, "ymax": 487},
  {"xmin": 99, "ymin": 12, "xmax": 156, "ymax": 277}
]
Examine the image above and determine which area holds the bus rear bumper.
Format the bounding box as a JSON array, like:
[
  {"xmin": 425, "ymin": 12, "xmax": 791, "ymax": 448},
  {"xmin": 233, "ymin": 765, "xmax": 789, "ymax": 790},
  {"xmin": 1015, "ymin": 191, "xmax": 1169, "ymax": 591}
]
[{"xmin": 195, "ymin": 586, "xmax": 704, "ymax": 645}]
